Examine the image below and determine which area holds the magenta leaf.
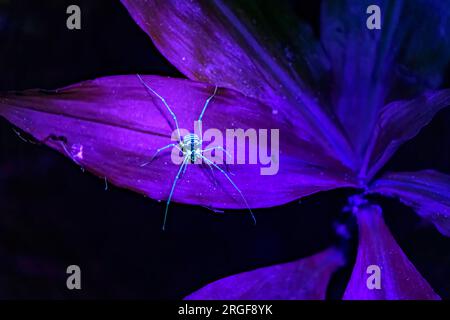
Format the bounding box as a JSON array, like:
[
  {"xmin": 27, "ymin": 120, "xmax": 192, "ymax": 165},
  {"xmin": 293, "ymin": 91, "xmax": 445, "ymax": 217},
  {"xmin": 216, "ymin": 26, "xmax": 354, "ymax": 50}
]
[
  {"xmin": 0, "ymin": 75, "xmax": 355, "ymax": 212},
  {"xmin": 362, "ymin": 90, "xmax": 450, "ymax": 180},
  {"xmin": 120, "ymin": 0, "xmax": 356, "ymax": 168},
  {"xmin": 185, "ymin": 247, "xmax": 344, "ymax": 300},
  {"xmin": 343, "ymin": 204, "xmax": 440, "ymax": 300},
  {"xmin": 370, "ymin": 170, "xmax": 450, "ymax": 237}
]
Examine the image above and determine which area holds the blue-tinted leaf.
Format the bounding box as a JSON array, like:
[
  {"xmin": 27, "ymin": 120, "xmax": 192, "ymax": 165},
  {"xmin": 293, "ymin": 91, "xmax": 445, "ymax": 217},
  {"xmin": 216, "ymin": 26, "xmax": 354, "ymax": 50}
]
[{"xmin": 370, "ymin": 170, "xmax": 450, "ymax": 237}]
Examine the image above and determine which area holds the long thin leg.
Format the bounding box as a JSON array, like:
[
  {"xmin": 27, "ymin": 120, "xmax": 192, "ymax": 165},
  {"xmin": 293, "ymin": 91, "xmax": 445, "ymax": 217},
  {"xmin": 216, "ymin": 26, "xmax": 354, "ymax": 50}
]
[
  {"xmin": 200, "ymin": 155, "xmax": 256, "ymax": 224},
  {"xmin": 137, "ymin": 74, "xmax": 182, "ymax": 142},
  {"xmin": 140, "ymin": 143, "xmax": 182, "ymax": 167},
  {"xmin": 202, "ymin": 146, "xmax": 234, "ymax": 176},
  {"xmin": 196, "ymin": 86, "xmax": 218, "ymax": 135},
  {"xmin": 202, "ymin": 145, "xmax": 232, "ymax": 161},
  {"xmin": 198, "ymin": 86, "xmax": 218, "ymax": 122},
  {"xmin": 196, "ymin": 150, "xmax": 218, "ymax": 184},
  {"xmin": 181, "ymin": 153, "xmax": 190, "ymax": 177},
  {"xmin": 201, "ymin": 158, "xmax": 218, "ymax": 186},
  {"xmin": 163, "ymin": 156, "xmax": 189, "ymax": 230}
]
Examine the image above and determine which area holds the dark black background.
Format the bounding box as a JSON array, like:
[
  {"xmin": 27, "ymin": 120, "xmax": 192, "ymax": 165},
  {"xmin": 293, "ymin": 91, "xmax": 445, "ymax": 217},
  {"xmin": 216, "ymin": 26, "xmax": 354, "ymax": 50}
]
[{"xmin": 0, "ymin": 0, "xmax": 449, "ymax": 299}]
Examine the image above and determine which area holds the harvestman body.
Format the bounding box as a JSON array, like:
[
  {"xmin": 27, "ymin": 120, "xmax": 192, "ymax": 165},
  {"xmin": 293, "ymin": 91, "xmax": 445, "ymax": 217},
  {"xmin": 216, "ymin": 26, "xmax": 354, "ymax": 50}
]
[{"xmin": 137, "ymin": 75, "xmax": 256, "ymax": 230}]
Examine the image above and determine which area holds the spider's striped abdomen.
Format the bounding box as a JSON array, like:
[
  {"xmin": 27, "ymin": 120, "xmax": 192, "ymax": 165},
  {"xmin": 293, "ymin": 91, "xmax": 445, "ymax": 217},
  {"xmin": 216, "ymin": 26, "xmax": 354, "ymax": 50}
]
[{"xmin": 182, "ymin": 133, "xmax": 201, "ymax": 163}]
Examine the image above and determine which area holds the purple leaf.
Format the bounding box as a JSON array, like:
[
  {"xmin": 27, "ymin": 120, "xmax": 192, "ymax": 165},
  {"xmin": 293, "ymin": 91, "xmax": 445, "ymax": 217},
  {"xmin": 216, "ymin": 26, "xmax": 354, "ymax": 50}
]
[
  {"xmin": 343, "ymin": 204, "xmax": 440, "ymax": 300},
  {"xmin": 370, "ymin": 170, "xmax": 450, "ymax": 237},
  {"xmin": 321, "ymin": 0, "xmax": 450, "ymax": 163},
  {"xmin": 361, "ymin": 90, "xmax": 450, "ymax": 180},
  {"xmin": 120, "ymin": 0, "xmax": 356, "ymax": 168},
  {"xmin": 0, "ymin": 75, "xmax": 355, "ymax": 212},
  {"xmin": 321, "ymin": 0, "xmax": 402, "ymax": 158},
  {"xmin": 185, "ymin": 247, "xmax": 344, "ymax": 300}
]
